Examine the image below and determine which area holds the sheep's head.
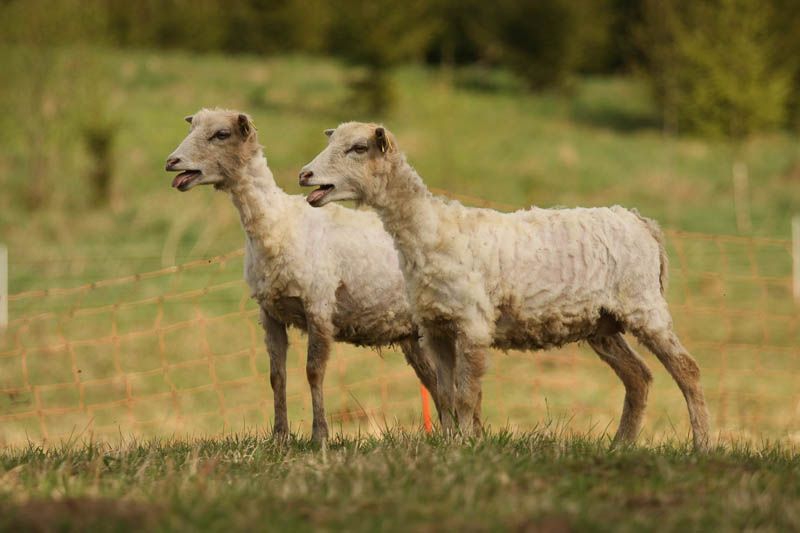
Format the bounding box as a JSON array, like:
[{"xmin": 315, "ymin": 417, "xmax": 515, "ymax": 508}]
[
  {"xmin": 299, "ymin": 122, "xmax": 398, "ymax": 207},
  {"xmin": 165, "ymin": 108, "xmax": 259, "ymax": 192}
]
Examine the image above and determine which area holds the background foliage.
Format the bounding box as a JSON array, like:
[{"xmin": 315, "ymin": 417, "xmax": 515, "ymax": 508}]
[{"xmin": 3, "ymin": 0, "xmax": 800, "ymax": 127}]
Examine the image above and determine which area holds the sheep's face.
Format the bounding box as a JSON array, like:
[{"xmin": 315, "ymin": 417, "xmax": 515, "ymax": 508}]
[
  {"xmin": 165, "ymin": 109, "xmax": 258, "ymax": 192},
  {"xmin": 299, "ymin": 122, "xmax": 396, "ymax": 207}
]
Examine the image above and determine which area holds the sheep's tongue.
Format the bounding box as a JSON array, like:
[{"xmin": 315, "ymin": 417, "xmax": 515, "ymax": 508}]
[
  {"xmin": 172, "ymin": 171, "xmax": 199, "ymax": 189},
  {"xmin": 307, "ymin": 186, "xmax": 330, "ymax": 204}
]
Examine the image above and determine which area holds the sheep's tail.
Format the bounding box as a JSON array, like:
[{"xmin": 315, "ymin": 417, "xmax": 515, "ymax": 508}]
[{"xmin": 631, "ymin": 209, "xmax": 669, "ymax": 295}]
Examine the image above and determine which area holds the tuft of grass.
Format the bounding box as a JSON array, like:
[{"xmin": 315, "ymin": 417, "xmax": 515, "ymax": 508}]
[{"xmin": 0, "ymin": 429, "xmax": 798, "ymax": 531}]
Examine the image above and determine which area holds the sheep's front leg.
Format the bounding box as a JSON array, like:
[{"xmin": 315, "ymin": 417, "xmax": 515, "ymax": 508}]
[
  {"xmin": 423, "ymin": 331, "xmax": 457, "ymax": 433},
  {"xmin": 472, "ymin": 389, "xmax": 483, "ymax": 432},
  {"xmin": 306, "ymin": 322, "xmax": 332, "ymax": 444},
  {"xmin": 261, "ymin": 309, "xmax": 289, "ymax": 439},
  {"xmin": 454, "ymin": 340, "xmax": 487, "ymax": 436},
  {"xmin": 400, "ymin": 339, "xmax": 444, "ymax": 423}
]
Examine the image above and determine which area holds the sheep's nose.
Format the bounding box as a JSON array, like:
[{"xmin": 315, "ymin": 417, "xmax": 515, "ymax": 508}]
[
  {"xmin": 299, "ymin": 169, "xmax": 313, "ymax": 185},
  {"xmin": 165, "ymin": 157, "xmax": 181, "ymax": 171}
]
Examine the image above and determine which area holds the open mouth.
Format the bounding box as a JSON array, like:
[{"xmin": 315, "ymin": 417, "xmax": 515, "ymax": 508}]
[
  {"xmin": 306, "ymin": 184, "xmax": 334, "ymax": 206},
  {"xmin": 171, "ymin": 170, "xmax": 202, "ymax": 192}
]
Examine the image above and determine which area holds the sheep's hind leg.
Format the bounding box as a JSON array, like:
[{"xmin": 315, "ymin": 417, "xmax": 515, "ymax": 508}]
[
  {"xmin": 306, "ymin": 322, "xmax": 332, "ymax": 444},
  {"xmin": 261, "ymin": 309, "xmax": 289, "ymax": 439},
  {"xmin": 472, "ymin": 389, "xmax": 483, "ymax": 433},
  {"xmin": 588, "ymin": 333, "xmax": 652, "ymax": 445},
  {"xmin": 454, "ymin": 341, "xmax": 487, "ymax": 437},
  {"xmin": 423, "ymin": 331, "xmax": 457, "ymax": 433},
  {"xmin": 400, "ymin": 339, "xmax": 444, "ymax": 426},
  {"xmin": 636, "ymin": 325, "xmax": 711, "ymax": 450}
]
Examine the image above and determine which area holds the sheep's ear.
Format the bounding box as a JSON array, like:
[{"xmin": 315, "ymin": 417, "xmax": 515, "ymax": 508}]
[
  {"xmin": 324, "ymin": 128, "xmax": 335, "ymax": 138},
  {"xmin": 375, "ymin": 127, "xmax": 391, "ymax": 154},
  {"xmin": 184, "ymin": 115, "xmax": 193, "ymax": 124},
  {"xmin": 237, "ymin": 114, "xmax": 254, "ymax": 138}
]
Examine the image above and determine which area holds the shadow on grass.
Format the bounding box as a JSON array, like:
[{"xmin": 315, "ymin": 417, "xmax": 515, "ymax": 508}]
[
  {"xmin": 451, "ymin": 65, "xmax": 527, "ymax": 95},
  {"xmin": 570, "ymin": 101, "xmax": 661, "ymax": 133},
  {"xmin": 568, "ymin": 77, "xmax": 662, "ymax": 133},
  {"xmin": 0, "ymin": 498, "xmax": 161, "ymax": 532}
]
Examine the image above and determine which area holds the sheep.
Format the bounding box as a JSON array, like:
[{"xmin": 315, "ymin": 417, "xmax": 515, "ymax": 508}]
[
  {"xmin": 299, "ymin": 122, "xmax": 711, "ymax": 449},
  {"xmin": 165, "ymin": 109, "xmax": 451, "ymax": 444}
]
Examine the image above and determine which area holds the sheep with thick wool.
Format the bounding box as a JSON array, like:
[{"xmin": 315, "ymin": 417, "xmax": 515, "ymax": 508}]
[
  {"xmin": 300, "ymin": 122, "xmax": 711, "ymax": 449},
  {"xmin": 165, "ymin": 109, "xmax": 451, "ymax": 443}
]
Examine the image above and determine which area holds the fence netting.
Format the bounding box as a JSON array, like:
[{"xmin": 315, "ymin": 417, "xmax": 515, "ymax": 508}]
[{"xmin": 1, "ymin": 194, "xmax": 798, "ymax": 445}]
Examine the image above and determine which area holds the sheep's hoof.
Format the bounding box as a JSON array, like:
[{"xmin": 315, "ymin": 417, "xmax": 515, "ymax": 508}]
[
  {"xmin": 439, "ymin": 424, "xmax": 459, "ymax": 440},
  {"xmin": 692, "ymin": 435, "xmax": 711, "ymax": 453},
  {"xmin": 608, "ymin": 436, "xmax": 636, "ymax": 451},
  {"xmin": 311, "ymin": 425, "xmax": 329, "ymax": 447},
  {"xmin": 272, "ymin": 425, "xmax": 289, "ymax": 442}
]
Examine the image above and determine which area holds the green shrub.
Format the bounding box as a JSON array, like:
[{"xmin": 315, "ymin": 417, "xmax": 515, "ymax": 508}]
[
  {"xmin": 326, "ymin": 0, "xmax": 436, "ymax": 115},
  {"xmin": 639, "ymin": 0, "xmax": 791, "ymax": 138},
  {"xmin": 471, "ymin": 0, "xmax": 580, "ymax": 89},
  {"xmin": 770, "ymin": 0, "xmax": 800, "ymax": 130}
]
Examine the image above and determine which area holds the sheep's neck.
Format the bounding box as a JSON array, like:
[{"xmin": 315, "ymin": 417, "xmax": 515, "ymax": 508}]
[
  {"xmin": 227, "ymin": 156, "xmax": 290, "ymax": 261},
  {"xmin": 371, "ymin": 160, "xmax": 439, "ymax": 258}
]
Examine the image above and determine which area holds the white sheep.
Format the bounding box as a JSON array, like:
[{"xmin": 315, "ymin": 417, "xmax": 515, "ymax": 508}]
[
  {"xmin": 165, "ymin": 109, "xmax": 448, "ymax": 443},
  {"xmin": 300, "ymin": 122, "xmax": 711, "ymax": 449}
]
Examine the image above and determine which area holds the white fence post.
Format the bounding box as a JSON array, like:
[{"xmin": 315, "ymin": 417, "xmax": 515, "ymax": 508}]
[
  {"xmin": 0, "ymin": 244, "xmax": 6, "ymax": 329},
  {"xmin": 793, "ymin": 217, "xmax": 800, "ymax": 303}
]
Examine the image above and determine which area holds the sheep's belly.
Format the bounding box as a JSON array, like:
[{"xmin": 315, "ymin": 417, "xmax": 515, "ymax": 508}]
[
  {"xmin": 492, "ymin": 308, "xmax": 618, "ymax": 351},
  {"xmin": 332, "ymin": 325, "xmax": 416, "ymax": 347},
  {"xmin": 264, "ymin": 297, "xmax": 308, "ymax": 331},
  {"xmin": 331, "ymin": 304, "xmax": 416, "ymax": 345},
  {"xmin": 331, "ymin": 284, "xmax": 416, "ymax": 346}
]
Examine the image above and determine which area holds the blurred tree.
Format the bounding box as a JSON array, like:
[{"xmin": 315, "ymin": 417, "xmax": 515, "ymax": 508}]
[
  {"xmin": 222, "ymin": 0, "xmax": 330, "ymax": 55},
  {"xmin": 469, "ymin": 0, "xmax": 614, "ymax": 89},
  {"xmin": 83, "ymin": 118, "xmax": 117, "ymax": 207},
  {"xmin": 572, "ymin": 0, "xmax": 616, "ymax": 75},
  {"xmin": 770, "ymin": 0, "xmax": 800, "ymax": 130},
  {"xmin": 638, "ymin": 0, "xmax": 792, "ymax": 234},
  {"xmin": 606, "ymin": 0, "xmax": 645, "ymax": 72},
  {"xmin": 106, "ymin": 0, "xmax": 228, "ymax": 52},
  {"xmin": 639, "ymin": 0, "xmax": 790, "ymax": 138},
  {"xmin": 424, "ymin": 0, "xmax": 481, "ymax": 67},
  {"xmin": 327, "ymin": 0, "xmax": 436, "ymax": 116},
  {"xmin": 471, "ymin": 0, "xmax": 580, "ymax": 89}
]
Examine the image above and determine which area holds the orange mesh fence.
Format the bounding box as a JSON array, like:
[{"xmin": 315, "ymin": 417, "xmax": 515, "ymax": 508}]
[{"xmin": 1, "ymin": 192, "xmax": 798, "ymax": 445}]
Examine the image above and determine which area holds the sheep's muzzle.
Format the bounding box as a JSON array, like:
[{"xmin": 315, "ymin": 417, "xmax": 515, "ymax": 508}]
[
  {"xmin": 306, "ymin": 184, "xmax": 334, "ymax": 206},
  {"xmin": 171, "ymin": 170, "xmax": 202, "ymax": 192}
]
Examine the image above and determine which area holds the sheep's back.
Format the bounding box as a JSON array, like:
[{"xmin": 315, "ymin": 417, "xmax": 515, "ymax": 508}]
[{"xmin": 493, "ymin": 206, "xmax": 663, "ymax": 316}]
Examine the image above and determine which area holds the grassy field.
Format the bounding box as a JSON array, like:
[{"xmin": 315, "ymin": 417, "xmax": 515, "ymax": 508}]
[
  {"xmin": 1, "ymin": 430, "xmax": 799, "ymax": 531},
  {"xmin": 1, "ymin": 46, "xmax": 799, "ymax": 270},
  {"xmin": 0, "ymin": 46, "xmax": 798, "ymax": 447}
]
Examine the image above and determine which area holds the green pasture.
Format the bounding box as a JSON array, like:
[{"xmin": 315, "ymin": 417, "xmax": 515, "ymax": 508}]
[
  {"xmin": 0, "ymin": 46, "xmax": 798, "ymax": 446},
  {"xmin": 1, "ymin": 431, "xmax": 799, "ymax": 532}
]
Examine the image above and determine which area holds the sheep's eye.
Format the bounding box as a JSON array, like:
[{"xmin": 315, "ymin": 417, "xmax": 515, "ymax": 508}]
[
  {"xmin": 212, "ymin": 130, "xmax": 231, "ymax": 141},
  {"xmin": 348, "ymin": 144, "xmax": 368, "ymax": 155}
]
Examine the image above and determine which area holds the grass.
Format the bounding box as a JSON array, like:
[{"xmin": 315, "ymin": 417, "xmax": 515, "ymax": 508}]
[
  {"xmin": 0, "ymin": 46, "xmax": 798, "ymax": 446},
  {"xmin": 1, "ymin": 429, "xmax": 799, "ymax": 532}
]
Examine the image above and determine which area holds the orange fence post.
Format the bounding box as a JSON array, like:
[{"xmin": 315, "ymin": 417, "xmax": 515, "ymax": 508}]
[{"xmin": 420, "ymin": 385, "xmax": 432, "ymax": 433}]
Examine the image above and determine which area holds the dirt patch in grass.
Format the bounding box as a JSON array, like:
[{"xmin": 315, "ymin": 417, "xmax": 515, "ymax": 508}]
[{"xmin": 0, "ymin": 497, "xmax": 160, "ymax": 532}]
